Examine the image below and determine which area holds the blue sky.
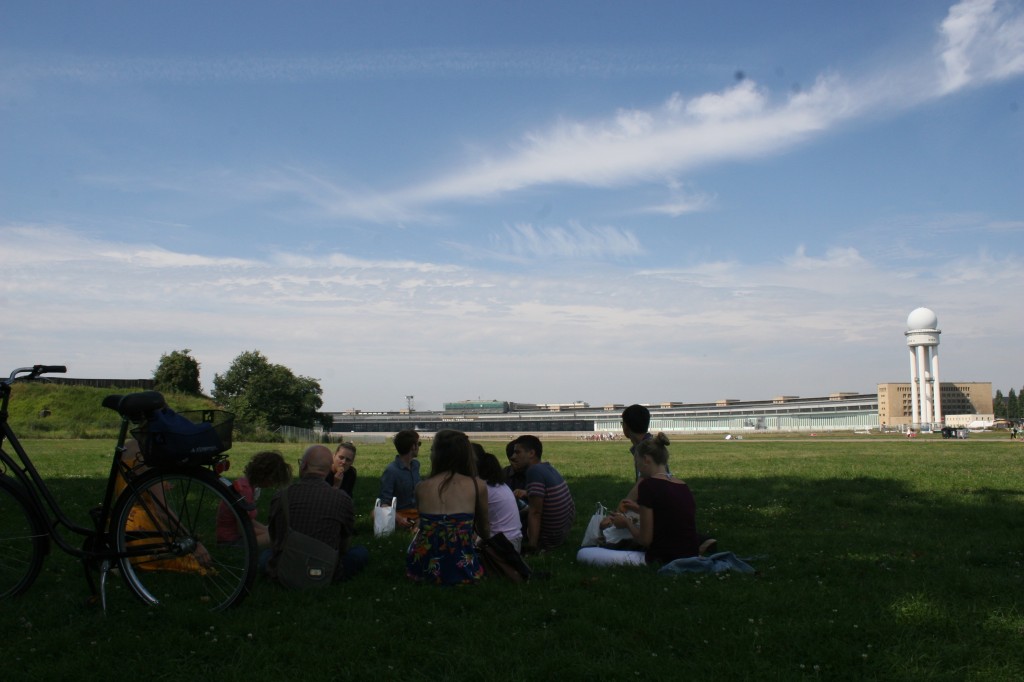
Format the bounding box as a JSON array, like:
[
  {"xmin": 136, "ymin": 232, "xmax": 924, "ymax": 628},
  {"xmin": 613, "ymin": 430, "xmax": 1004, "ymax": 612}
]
[{"xmin": 2, "ymin": 0, "xmax": 1022, "ymax": 412}]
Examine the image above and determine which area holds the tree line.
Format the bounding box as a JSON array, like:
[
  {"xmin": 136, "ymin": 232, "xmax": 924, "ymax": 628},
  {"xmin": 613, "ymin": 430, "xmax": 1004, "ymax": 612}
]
[
  {"xmin": 993, "ymin": 388, "xmax": 1023, "ymax": 422},
  {"xmin": 153, "ymin": 349, "xmax": 330, "ymax": 435}
]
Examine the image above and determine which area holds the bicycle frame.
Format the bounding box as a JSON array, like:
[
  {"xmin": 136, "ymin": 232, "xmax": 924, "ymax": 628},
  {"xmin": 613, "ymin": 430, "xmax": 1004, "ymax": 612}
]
[
  {"xmin": 0, "ymin": 365, "xmax": 167, "ymax": 566},
  {"xmin": 1, "ymin": 365, "xmax": 257, "ymax": 611},
  {"xmin": 0, "ymin": 407, "xmax": 136, "ymax": 559}
]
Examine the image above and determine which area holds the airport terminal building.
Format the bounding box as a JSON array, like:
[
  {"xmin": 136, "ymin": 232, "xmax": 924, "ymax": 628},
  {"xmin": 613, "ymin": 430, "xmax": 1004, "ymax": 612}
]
[{"xmin": 326, "ymin": 382, "xmax": 993, "ymax": 436}]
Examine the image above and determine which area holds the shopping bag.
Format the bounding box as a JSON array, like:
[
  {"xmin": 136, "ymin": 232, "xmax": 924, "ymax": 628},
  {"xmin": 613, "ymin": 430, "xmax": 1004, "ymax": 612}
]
[
  {"xmin": 373, "ymin": 497, "xmax": 397, "ymax": 537},
  {"xmin": 602, "ymin": 514, "xmax": 638, "ymax": 545},
  {"xmin": 580, "ymin": 502, "xmax": 608, "ymax": 547}
]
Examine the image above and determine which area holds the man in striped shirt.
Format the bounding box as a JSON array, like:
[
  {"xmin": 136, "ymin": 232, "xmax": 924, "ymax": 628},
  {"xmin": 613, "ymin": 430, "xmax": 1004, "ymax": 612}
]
[{"xmin": 511, "ymin": 435, "xmax": 575, "ymax": 552}]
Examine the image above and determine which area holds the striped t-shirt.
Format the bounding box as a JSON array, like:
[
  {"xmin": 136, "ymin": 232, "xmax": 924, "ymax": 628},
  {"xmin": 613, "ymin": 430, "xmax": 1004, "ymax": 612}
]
[{"xmin": 526, "ymin": 462, "xmax": 575, "ymax": 550}]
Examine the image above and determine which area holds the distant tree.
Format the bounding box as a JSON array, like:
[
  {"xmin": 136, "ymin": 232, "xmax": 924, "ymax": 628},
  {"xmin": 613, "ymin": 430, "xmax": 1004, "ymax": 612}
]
[
  {"xmin": 994, "ymin": 390, "xmax": 1006, "ymax": 419},
  {"xmin": 212, "ymin": 350, "xmax": 324, "ymax": 430},
  {"xmin": 1007, "ymin": 388, "xmax": 1020, "ymax": 421},
  {"xmin": 153, "ymin": 349, "xmax": 201, "ymax": 395}
]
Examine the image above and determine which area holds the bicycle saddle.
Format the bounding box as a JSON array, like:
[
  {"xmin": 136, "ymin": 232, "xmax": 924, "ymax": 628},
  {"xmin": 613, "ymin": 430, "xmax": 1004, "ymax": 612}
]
[{"xmin": 102, "ymin": 391, "xmax": 167, "ymax": 422}]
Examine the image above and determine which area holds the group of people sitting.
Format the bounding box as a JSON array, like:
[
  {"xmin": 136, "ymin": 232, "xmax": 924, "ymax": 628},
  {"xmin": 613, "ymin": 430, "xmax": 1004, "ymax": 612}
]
[{"xmin": 220, "ymin": 403, "xmax": 712, "ymax": 588}]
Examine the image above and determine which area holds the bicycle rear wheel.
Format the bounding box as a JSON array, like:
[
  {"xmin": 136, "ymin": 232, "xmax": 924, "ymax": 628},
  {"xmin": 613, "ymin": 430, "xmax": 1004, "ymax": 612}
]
[
  {"xmin": 0, "ymin": 475, "xmax": 48, "ymax": 599},
  {"xmin": 112, "ymin": 467, "xmax": 257, "ymax": 610}
]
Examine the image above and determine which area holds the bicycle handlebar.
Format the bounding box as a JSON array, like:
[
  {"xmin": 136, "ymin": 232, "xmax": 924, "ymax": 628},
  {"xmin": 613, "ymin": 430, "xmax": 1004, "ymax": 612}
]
[{"xmin": 4, "ymin": 365, "xmax": 68, "ymax": 383}]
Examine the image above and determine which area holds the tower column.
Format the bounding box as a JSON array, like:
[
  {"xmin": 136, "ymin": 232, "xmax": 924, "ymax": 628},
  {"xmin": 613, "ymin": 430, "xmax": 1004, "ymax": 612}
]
[
  {"xmin": 908, "ymin": 347, "xmax": 921, "ymax": 430},
  {"xmin": 917, "ymin": 345, "xmax": 932, "ymax": 426},
  {"xmin": 931, "ymin": 349, "xmax": 942, "ymax": 425}
]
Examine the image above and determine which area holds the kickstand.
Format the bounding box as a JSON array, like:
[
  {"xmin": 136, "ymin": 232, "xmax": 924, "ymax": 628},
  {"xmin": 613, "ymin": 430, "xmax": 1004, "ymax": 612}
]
[{"xmin": 98, "ymin": 559, "xmax": 111, "ymax": 614}]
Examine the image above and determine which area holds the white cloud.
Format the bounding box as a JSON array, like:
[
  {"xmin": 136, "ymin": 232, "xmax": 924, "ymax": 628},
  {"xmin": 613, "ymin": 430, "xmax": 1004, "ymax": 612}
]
[
  {"xmin": 393, "ymin": 74, "xmax": 865, "ymax": 208},
  {"xmin": 6, "ymin": 223, "xmax": 1018, "ymax": 410},
  {"xmin": 495, "ymin": 222, "xmax": 643, "ymax": 259},
  {"xmin": 938, "ymin": 0, "xmax": 1024, "ymax": 93},
  {"xmin": 364, "ymin": 1, "xmax": 1021, "ymax": 214},
  {"xmin": 785, "ymin": 245, "xmax": 867, "ymax": 270}
]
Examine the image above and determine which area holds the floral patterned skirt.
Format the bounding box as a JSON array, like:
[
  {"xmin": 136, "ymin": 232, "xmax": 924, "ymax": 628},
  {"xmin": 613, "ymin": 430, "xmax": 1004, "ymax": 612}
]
[{"xmin": 406, "ymin": 513, "xmax": 483, "ymax": 586}]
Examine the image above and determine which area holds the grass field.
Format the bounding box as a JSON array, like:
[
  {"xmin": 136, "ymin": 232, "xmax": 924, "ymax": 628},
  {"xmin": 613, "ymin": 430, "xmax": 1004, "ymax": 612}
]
[{"xmin": 2, "ymin": 435, "xmax": 1023, "ymax": 681}]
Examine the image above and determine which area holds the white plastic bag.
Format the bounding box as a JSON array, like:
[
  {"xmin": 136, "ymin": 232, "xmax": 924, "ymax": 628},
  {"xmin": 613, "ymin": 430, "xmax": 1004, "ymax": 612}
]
[
  {"xmin": 580, "ymin": 502, "xmax": 608, "ymax": 547},
  {"xmin": 373, "ymin": 497, "xmax": 398, "ymax": 537},
  {"xmin": 601, "ymin": 512, "xmax": 638, "ymax": 545}
]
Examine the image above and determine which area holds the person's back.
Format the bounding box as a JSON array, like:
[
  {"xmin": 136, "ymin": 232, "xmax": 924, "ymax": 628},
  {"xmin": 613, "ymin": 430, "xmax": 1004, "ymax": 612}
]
[
  {"xmin": 636, "ymin": 476, "xmax": 699, "ymax": 563},
  {"xmin": 473, "ymin": 443, "xmax": 523, "ymax": 551},
  {"xmin": 417, "ymin": 472, "xmax": 478, "ymax": 515},
  {"xmin": 271, "ymin": 476, "xmax": 351, "ymax": 550},
  {"xmin": 407, "ymin": 430, "xmax": 487, "ymax": 585},
  {"xmin": 486, "ymin": 482, "xmax": 523, "ymax": 551},
  {"xmin": 267, "ymin": 445, "xmax": 367, "ymax": 583}
]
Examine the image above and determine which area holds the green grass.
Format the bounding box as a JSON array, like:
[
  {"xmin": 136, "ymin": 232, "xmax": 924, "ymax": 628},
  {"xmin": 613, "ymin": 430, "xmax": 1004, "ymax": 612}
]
[
  {"xmin": 6, "ymin": 383, "xmax": 217, "ymax": 439},
  {"xmin": 2, "ymin": 437, "xmax": 1023, "ymax": 680}
]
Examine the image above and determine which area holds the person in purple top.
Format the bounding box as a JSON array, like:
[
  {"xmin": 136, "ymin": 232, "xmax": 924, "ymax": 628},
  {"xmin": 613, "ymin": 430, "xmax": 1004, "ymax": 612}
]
[{"xmin": 577, "ymin": 433, "xmax": 701, "ymax": 567}]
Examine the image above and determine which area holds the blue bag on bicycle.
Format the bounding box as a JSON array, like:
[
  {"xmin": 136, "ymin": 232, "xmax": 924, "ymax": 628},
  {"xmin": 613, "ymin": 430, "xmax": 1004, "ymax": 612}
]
[{"xmin": 133, "ymin": 408, "xmax": 233, "ymax": 466}]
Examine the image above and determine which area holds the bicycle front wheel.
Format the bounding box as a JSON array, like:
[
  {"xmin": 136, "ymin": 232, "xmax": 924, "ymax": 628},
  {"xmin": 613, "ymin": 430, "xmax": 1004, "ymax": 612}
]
[
  {"xmin": 112, "ymin": 467, "xmax": 257, "ymax": 610},
  {"xmin": 0, "ymin": 475, "xmax": 48, "ymax": 599}
]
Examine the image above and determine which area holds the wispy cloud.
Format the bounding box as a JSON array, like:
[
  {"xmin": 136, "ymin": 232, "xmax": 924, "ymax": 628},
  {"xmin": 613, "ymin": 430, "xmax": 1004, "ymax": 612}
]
[
  {"xmin": 378, "ymin": 0, "xmax": 1023, "ymax": 213},
  {"xmin": 398, "ymin": 77, "xmax": 859, "ymax": 206},
  {"xmin": 493, "ymin": 222, "xmax": 643, "ymax": 259},
  {"xmin": 640, "ymin": 180, "xmax": 716, "ymax": 217}
]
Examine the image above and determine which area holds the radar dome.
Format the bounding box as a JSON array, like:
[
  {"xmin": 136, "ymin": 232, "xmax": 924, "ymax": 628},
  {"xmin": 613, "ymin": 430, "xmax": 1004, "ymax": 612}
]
[{"xmin": 906, "ymin": 307, "xmax": 938, "ymax": 331}]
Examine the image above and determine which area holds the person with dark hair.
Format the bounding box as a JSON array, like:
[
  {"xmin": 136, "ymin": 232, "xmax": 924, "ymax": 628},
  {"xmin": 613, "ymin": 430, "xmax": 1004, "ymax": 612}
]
[
  {"xmin": 327, "ymin": 441, "xmax": 358, "ymax": 497},
  {"xmin": 267, "ymin": 445, "xmax": 369, "ymax": 582},
  {"xmin": 502, "ymin": 438, "xmax": 530, "ymax": 539},
  {"xmin": 379, "ymin": 429, "xmax": 421, "ymax": 530},
  {"xmin": 407, "ymin": 430, "xmax": 488, "ymax": 585},
  {"xmin": 473, "ymin": 443, "xmax": 523, "ymax": 552},
  {"xmin": 503, "ymin": 439, "xmax": 528, "ymax": 500},
  {"xmin": 621, "ymin": 404, "xmax": 652, "ymax": 480},
  {"xmin": 216, "ymin": 450, "xmax": 293, "ymax": 548},
  {"xmin": 577, "ymin": 433, "xmax": 700, "ymax": 567},
  {"xmin": 510, "ymin": 434, "xmax": 574, "ymax": 552}
]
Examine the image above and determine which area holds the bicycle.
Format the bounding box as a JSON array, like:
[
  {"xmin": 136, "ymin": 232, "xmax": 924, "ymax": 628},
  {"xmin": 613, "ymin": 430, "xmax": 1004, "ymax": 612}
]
[{"xmin": 0, "ymin": 365, "xmax": 257, "ymax": 611}]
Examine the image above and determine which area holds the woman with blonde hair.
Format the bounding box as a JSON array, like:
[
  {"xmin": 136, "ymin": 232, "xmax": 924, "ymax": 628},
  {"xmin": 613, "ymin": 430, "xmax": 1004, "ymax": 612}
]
[
  {"xmin": 406, "ymin": 430, "xmax": 489, "ymax": 585},
  {"xmin": 577, "ymin": 433, "xmax": 700, "ymax": 567}
]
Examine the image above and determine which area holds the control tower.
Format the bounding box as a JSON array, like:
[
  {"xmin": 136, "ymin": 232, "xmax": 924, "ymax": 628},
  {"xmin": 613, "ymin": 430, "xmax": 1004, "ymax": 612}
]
[{"xmin": 905, "ymin": 307, "xmax": 942, "ymax": 431}]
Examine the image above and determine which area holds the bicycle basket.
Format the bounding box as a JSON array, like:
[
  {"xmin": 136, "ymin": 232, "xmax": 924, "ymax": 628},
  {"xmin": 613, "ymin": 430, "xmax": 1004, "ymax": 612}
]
[{"xmin": 131, "ymin": 408, "xmax": 234, "ymax": 467}]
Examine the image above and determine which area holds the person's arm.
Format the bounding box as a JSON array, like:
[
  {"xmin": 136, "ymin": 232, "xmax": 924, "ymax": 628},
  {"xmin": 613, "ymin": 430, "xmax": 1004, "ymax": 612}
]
[
  {"xmin": 637, "ymin": 506, "xmax": 654, "ymax": 547},
  {"xmin": 474, "ymin": 479, "xmax": 490, "ymax": 539},
  {"xmin": 526, "ymin": 495, "xmax": 543, "ymax": 551},
  {"xmin": 610, "ymin": 506, "xmax": 653, "ymax": 547},
  {"xmin": 379, "ymin": 466, "xmax": 395, "ymax": 505},
  {"xmin": 342, "ymin": 468, "xmax": 356, "ymax": 497},
  {"xmin": 252, "ymin": 520, "xmax": 271, "ymax": 548}
]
